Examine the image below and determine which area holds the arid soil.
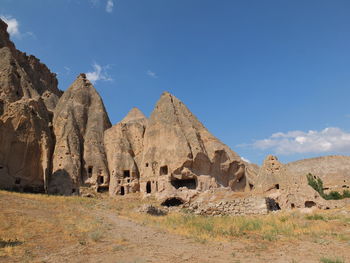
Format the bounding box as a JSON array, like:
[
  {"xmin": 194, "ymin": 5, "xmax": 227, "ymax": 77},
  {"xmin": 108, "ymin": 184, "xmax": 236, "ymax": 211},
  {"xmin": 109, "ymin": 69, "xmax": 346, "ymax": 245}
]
[{"xmin": 0, "ymin": 191, "xmax": 349, "ymax": 263}]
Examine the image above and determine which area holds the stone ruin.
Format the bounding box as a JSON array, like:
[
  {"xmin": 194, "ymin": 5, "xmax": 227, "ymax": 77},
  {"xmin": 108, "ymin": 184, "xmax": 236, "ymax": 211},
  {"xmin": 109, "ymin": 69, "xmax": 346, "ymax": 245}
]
[{"xmin": 0, "ymin": 18, "xmax": 349, "ymax": 213}]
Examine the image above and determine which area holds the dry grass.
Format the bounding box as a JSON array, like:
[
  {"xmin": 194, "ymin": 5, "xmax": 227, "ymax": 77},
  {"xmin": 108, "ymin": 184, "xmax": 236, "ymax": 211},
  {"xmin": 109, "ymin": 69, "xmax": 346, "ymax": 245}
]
[
  {"xmin": 0, "ymin": 190, "xmax": 106, "ymax": 262},
  {"xmin": 1, "ymin": 190, "xmax": 349, "ymax": 262},
  {"xmin": 124, "ymin": 206, "xmax": 350, "ymax": 244}
]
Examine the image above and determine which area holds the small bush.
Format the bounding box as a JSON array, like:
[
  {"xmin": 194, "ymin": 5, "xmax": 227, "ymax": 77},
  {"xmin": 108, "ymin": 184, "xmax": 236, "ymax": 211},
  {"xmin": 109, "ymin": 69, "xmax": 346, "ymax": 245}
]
[
  {"xmin": 324, "ymin": 191, "xmax": 342, "ymax": 200},
  {"xmin": 342, "ymin": 190, "xmax": 350, "ymax": 198}
]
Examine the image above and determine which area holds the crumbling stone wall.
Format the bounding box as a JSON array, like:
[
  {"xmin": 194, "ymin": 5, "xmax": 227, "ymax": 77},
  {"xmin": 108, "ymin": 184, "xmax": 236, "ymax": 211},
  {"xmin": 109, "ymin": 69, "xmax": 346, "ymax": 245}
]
[{"xmin": 186, "ymin": 196, "xmax": 270, "ymax": 216}]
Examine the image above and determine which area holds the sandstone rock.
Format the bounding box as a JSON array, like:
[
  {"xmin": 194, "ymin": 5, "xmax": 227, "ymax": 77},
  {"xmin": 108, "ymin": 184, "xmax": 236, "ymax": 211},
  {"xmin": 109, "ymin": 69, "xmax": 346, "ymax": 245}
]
[
  {"xmin": 285, "ymin": 155, "xmax": 350, "ymax": 193},
  {"xmin": 139, "ymin": 92, "xmax": 256, "ymax": 199},
  {"xmin": 0, "ymin": 19, "xmax": 60, "ymax": 192},
  {"xmin": 0, "ymin": 98, "xmax": 53, "ymax": 192},
  {"xmin": 104, "ymin": 107, "xmax": 147, "ymax": 196},
  {"xmin": 49, "ymin": 74, "xmax": 111, "ymax": 195},
  {"xmin": 255, "ymin": 155, "xmax": 350, "ymax": 210},
  {"xmin": 0, "ymin": 19, "xmax": 62, "ymax": 115},
  {"xmin": 254, "ymin": 155, "xmax": 284, "ymax": 192}
]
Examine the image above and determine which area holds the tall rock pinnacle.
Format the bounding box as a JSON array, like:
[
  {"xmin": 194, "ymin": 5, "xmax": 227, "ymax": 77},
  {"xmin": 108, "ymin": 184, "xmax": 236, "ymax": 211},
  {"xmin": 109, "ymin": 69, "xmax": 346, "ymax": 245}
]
[
  {"xmin": 49, "ymin": 74, "xmax": 111, "ymax": 195},
  {"xmin": 139, "ymin": 92, "xmax": 254, "ymax": 197}
]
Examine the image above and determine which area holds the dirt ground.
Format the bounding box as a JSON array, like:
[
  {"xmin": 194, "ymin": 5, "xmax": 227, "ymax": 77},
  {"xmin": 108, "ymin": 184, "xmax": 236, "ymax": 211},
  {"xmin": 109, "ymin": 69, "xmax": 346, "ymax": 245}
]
[{"xmin": 0, "ymin": 191, "xmax": 349, "ymax": 263}]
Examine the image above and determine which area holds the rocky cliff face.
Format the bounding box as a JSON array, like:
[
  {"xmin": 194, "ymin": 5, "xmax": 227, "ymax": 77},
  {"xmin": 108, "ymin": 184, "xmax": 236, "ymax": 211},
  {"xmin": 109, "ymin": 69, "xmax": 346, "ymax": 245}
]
[
  {"xmin": 139, "ymin": 92, "xmax": 254, "ymax": 200},
  {"xmin": 0, "ymin": 19, "xmax": 61, "ymax": 192},
  {"xmin": 104, "ymin": 107, "xmax": 147, "ymax": 196},
  {"xmin": 49, "ymin": 74, "xmax": 111, "ymax": 195},
  {"xmin": 0, "ymin": 20, "xmax": 61, "ymax": 114}
]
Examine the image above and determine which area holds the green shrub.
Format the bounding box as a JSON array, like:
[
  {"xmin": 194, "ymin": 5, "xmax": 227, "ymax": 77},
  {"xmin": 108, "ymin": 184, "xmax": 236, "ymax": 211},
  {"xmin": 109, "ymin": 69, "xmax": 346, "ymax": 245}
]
[
  {"xmin": 306, "ymin": 173, "xmax": 324, "ymax": 195},
  {"xmin": 342, "ymin": 190, "xmax": 350, "ymax": 198},
  {"xmin": 324, "ymin": 191, "xmax": 342, "ymax": 200}
]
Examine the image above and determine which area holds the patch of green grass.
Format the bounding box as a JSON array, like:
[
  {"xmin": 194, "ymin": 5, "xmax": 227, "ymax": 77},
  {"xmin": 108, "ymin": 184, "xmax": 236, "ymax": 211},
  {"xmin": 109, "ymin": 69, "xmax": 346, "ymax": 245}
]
[
  {"xmin": 320, "ymin": 257, "xmax": 344, "ymax": 263},
  {"xmin": 306, "ymin": 214, "xmax": 326, "ymax": 221}
]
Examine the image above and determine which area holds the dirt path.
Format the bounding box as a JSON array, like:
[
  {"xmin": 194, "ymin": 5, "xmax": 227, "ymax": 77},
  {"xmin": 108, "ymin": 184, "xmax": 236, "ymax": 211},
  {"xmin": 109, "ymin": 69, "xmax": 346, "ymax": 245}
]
[{"xmin": 40, "ymin": 209, "xmax": 350, "ymax": 263}]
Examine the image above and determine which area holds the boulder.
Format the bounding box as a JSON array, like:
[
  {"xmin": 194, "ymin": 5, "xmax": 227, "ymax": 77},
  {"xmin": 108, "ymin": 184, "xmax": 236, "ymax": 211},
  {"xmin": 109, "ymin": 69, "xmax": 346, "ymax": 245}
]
[{"xmin": 49, "ymin": 74, "xmax": 111, "ymax": 195}]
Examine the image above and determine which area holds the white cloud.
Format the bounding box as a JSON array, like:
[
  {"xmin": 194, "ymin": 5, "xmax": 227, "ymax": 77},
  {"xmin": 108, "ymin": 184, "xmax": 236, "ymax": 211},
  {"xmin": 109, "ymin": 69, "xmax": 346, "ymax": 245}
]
[
  {"xmin": 147, "ymin": 70, "xmax": 158, "ymax": 78},
  {"xmin": 1, "ymin": 15, "xmax": 20, "ymax": 37},
  {"xmin": 252, "ymin": 127, "xmax": 350, "ymax": 155},
  {"xmin": 86, "ymin": 63, "xmax": 112, "ymax": 84},
  {"xmin": 106, "ymin": 0, "xmax": 114, "ymax": 13},
  {"xmin": 64, "ymin": 66, "xmax": 71, "ymax": 75},
  {"xmin": 90, "ymin": 0, "xmax": 100, "ymax": 6},
  {"xmin": 241, "ymin": 157, "xmax": 251, "ymax": 163}
]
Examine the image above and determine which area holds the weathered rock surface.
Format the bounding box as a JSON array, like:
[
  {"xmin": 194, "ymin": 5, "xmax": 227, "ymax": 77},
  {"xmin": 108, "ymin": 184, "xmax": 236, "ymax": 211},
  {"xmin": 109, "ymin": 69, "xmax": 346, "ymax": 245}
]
[
  {"xmin": 0, "ymin": 19, "xmax": 61, "ymax": 114},
  {"xmin": 255, "ymin": 155, "xmax": 350, "ymax": 209},
  {"xmin": 49, "ymin": 74, "xmax": 111, "ymax": 195},
  {"xmin": 0, "ymin": 19, "xmax": 60, "ymax": 192},
  {"xmin": 285, "ymin": 155, "xmax": 350, "ymax": 193},
  {"xmin": 104, "ymin": 107, "xmax": 147, "ymax": 196},
  {"xmin": 139, "ymin": 92, "xmax": 256, "ymax": 198}
]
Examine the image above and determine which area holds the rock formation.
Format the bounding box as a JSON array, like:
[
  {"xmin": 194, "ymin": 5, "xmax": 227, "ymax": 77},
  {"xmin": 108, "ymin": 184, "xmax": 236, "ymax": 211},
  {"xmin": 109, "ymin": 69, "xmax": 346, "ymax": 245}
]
[
  {"xmin": 49, "ymin": 74, "xmax": 111, "ymax": 195},
  {"xmin": 0, "ymin": 18, "xmax": 348, "ymax": 213},
  {"xmin": 285, "ymin": 155, "xmax": 350, "ymax": 193},
  {"xmin": 0, "ymin": 19, "xmax": 61, "ymax": 192},
  {"xmin": 104, "ymin": 107, "xmax": 147, "ymax": 196},
  {"xmin": 255, "ymin": 155, "xmax": 350, "ymax": 209},
  {"xmin": 138, "ymin": 92, "xmax": 256, "ymax": 202}
]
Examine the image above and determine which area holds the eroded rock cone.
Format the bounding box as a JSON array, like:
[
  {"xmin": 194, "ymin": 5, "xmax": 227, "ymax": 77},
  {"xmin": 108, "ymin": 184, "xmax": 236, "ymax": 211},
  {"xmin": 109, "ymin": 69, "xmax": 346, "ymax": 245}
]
[
  {"xmin": 139, "ymin": 92, "xmax": 255, "ymax": 198},
  {"xmin": 104, "ymin": 107, "xmax": 148, "ymax": 196},
  {"xmin": 0, "ymin": 19, "xmax": 61, "ymax": 192},
  {"xmin": 49, "ymin": 74, "xmax": 111, "ymax": 195}
]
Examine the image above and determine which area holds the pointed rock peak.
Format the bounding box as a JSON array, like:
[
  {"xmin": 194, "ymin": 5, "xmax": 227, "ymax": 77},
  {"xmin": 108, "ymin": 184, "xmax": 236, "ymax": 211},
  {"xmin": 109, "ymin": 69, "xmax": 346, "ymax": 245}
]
[
  {"xmin": 157, "ymin": 91, "xmax": 183, "ymax": 106},
  {"xmin": 69, "ymin": 73, "xmax": 94, "ymax": 90},
  {"xmin": 0, "ymin": 19, "xmax": 8, "ymax": 33},
  {"xmin": 121, "ymin": 107, "xmax": 147, "ymax": 123},
  {"xmin": 0, "ymin": 19, "xmax": 15, "ymax": 49}
]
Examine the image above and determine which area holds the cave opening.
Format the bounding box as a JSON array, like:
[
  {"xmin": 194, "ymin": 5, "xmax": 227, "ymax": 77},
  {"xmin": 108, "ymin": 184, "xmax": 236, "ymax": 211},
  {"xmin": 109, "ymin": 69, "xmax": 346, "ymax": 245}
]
[
  {"xmin": 171, "ymin": 178, "xmax": 197, "ymax": 189},
  {"xmin": 160, "ymin": 165, "xmax": 168, "ymax": 175},
  {"xmin": 123, "ymin": 170, "xmax": 130, "ymax": 178},
  {"xmin": 161, "ymin": 197, "xmax": 184, "ymax": 207},
  {"xmin": 146, "ymin": 181, "xmax": 151, "ymax": 193}
]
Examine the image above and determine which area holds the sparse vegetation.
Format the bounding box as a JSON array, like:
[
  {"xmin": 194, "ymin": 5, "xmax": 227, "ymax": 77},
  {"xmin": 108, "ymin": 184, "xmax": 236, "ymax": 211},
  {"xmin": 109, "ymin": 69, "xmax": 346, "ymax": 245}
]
[
  {"xmin": 129, "ymin": 210, "xmax": 350, "ymax": 243},
  {"xmin": 306, "ymin": 173, "xmax": 350, "ymax": 200},
  {"xmin": 320, "ymin": 257, "xmax": 345, "ymax": 263},
  {"xmin": 0, "ymin": 190, "xmax": 349, "ymax": 262}
]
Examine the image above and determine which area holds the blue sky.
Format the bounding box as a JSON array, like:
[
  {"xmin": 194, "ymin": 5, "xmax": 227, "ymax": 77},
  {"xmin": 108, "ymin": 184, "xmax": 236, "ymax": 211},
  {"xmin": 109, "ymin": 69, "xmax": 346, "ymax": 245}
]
[{"xmin": 1, "ymin": 0, "xmax": 350, "ymax": 165}]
